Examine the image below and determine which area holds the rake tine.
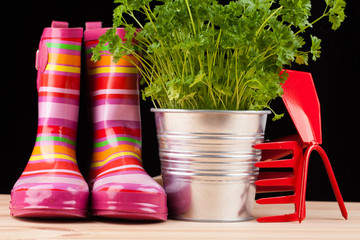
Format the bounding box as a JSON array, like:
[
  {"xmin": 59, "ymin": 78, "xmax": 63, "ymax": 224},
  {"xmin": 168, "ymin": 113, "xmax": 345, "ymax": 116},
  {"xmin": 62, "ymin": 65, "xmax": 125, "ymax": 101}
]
[
  {"xmin": 255, "ymin": 159, "xmax": 296, "ymax": 168},
  {"xmin": 257, "ymin": 213, "xmax": 299, "ymax": 223},
  {"xmin": 256, "ymin": 177, "xmax": 295, "ymax": 187},
  {"xmin": 256, "ymin": 195, "xmax": 295, "ymax": 204}
]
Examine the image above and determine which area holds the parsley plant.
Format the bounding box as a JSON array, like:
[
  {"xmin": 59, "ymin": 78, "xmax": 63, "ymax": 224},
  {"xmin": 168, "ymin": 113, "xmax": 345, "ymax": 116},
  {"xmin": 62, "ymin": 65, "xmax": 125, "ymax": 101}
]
[{"xmin": 91, "ymin": 0, "xmax": 346, "ymax": 116}]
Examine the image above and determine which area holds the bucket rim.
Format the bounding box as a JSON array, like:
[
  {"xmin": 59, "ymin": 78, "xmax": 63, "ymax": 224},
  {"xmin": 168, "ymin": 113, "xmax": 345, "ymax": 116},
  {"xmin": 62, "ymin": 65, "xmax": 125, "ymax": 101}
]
[{"xmin": 150, "ymin": 108, "xmax": 271, "ymax": 115}]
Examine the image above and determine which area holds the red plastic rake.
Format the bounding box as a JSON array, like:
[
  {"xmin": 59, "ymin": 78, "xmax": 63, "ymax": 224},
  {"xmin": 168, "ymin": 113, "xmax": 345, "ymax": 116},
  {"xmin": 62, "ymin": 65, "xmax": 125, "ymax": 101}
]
[{"xmin": 254, "ymin": 70, "xmax": 348, "ymax": 223}]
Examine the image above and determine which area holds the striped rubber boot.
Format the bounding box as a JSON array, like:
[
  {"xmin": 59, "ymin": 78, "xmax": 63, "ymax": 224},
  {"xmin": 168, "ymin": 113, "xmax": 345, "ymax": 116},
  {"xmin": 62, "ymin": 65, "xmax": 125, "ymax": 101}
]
[
  {"xmin": 84, "ymin": 22, "xmax": 167, "ymax": 221},
  {"xmin": 10, "ymin": 21, "xmax": 89, "ymax": 218}
]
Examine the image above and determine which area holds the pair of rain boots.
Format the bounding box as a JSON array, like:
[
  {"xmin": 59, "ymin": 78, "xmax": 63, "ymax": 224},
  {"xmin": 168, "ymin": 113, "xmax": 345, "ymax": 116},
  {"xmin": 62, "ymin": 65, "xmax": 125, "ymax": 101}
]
[{"xmin": 9, "ymin": 21, "xmax": 167, "ymax": 221}]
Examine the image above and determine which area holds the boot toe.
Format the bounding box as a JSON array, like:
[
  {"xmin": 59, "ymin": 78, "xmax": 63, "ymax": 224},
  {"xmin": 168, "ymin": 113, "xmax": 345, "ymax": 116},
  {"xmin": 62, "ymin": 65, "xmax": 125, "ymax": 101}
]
[
  {"xmin": 10, "ymin": 180, "xmax": 89, "ymax": 218},
  {"xmin": 91, "ymin": 174, "xmax": 167, "ymax": 220}
]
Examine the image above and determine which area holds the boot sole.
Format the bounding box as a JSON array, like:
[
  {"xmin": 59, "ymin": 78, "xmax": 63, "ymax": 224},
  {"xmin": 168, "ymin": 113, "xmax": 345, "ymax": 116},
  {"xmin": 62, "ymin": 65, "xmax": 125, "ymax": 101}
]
[
  {"xmin": 92, "ymin": 210, "xmax": 167, "ymax": 221},
  {"xmin": 91, "ymin": 191, "xmax": 167, "ymax": 221},
  {"xmin": 10, "ymin": 208, "xmax": 87, "ymax": 218}
]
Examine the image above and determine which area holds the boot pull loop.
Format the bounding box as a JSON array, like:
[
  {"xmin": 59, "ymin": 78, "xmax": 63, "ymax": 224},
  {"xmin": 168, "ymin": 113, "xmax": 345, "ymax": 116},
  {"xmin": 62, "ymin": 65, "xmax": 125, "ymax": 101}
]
[
  {"xmin": 86, "ymin": 22, "xmax": 102, "ymax": 30},
  {"xmin": 35, "ymin": 41, "xmax": 49, "ymax": 90},
  {"xmin": 35, "ymin": 41, "xmax": 48, "ymax": 70},
  {"xmin": 51, "ymin": 21, "xmax": 69, "ymax": 28},
  {"xmin": 36, "ymin": 21, "xmax": 68, "ymax": 72},
  {"xmin": 35, "ymin": 50, "xmax": 40, "ymax": 71}
]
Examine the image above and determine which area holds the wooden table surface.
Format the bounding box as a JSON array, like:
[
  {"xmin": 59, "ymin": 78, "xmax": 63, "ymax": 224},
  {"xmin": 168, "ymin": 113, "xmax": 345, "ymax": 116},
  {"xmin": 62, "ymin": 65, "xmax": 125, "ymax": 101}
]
[{"xmin": 0, "ymin": 194, "xmax": 359, "ymax": 240}]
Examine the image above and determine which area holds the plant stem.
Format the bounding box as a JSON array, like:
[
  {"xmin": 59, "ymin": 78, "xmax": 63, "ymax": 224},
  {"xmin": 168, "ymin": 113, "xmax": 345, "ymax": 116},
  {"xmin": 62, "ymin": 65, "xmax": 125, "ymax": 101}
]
[
  {"xmin": 256, "ymin": 6, "xmax": 283, "ymax": 36},
  {"xmin": 128, "ymin": 12, "xmax": 144, "ymax": 28},
  {"xmin": 295, "ymin": 14, "xmax": 327, "ymax": 35},
  {"xmin": 185, "ymin": 0, "xmax": 197, "ymax": 35},
  {"xmin": 143, "ymin": 6, "xmax": 158, "ymax": 33}
]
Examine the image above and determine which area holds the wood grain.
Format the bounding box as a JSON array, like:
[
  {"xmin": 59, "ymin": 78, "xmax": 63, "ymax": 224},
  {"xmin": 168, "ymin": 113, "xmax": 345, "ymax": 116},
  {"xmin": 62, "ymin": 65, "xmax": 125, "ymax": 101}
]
[{"xmin": 0, "ymin": 194, "xmax": 359, "ymax": 239}]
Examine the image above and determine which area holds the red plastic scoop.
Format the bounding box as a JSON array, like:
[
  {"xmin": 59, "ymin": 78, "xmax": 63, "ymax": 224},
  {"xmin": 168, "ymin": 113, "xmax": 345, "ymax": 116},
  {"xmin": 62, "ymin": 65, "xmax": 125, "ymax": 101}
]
[{"xmin": 255, "ymin": 70, "xmax": 348, "ymax": 223}]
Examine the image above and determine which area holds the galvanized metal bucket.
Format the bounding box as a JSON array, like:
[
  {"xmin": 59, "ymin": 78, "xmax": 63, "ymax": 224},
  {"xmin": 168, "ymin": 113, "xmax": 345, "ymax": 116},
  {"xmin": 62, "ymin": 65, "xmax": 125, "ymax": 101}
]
[{"xmin": 151, "ymin": 109, "xmax": 270, "ymax": 222}]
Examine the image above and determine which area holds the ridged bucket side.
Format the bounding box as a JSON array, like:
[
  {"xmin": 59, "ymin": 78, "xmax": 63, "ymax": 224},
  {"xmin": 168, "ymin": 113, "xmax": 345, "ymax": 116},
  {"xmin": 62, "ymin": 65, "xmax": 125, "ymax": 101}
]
[{"xmin": 152, "ymin": 109, "xmax": 270, "ymax": 221}]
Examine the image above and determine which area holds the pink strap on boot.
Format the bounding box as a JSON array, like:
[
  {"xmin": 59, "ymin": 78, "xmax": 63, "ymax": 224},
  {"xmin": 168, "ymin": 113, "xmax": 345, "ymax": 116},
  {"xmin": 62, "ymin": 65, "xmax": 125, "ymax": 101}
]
[
  {"xmin": 85, "ymin": 21, "xmax": 102, "ymax": 30},
  {"xmin": 84, "ymin": 21, "xmax": 126, "ymax": 42},
  {"xmin": 51, "ymin": 21, "xmax": 69, "ymax": 28}
]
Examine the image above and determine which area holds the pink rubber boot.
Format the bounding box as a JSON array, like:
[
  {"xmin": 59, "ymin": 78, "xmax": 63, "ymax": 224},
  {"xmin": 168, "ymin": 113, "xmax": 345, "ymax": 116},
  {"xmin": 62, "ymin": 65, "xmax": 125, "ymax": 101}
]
[
  {"xmin": 10, "ymin": 21, "xmax": 89, "ymax": 218},
  {"xmin": 84, "ymin": 22, "xmax": 167, "ymax": 221}
]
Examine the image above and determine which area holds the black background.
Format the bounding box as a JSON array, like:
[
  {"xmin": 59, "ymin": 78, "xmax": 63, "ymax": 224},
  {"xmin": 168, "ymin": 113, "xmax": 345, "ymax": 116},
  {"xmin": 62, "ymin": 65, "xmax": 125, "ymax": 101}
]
[{"xmin": 2, "ymin": 0, "xmax": 360, "ymax": 203}]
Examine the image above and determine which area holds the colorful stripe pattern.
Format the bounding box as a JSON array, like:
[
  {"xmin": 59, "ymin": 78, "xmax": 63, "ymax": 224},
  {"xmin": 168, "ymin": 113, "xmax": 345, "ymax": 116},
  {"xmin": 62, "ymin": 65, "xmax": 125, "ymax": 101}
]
[
  {"xmin": 84, "ymin": 23, "xmax": 167, "ymax": 220},
  {"xmin": 10, "ymin": 22, "xmax": 88, "ymax": 218}
]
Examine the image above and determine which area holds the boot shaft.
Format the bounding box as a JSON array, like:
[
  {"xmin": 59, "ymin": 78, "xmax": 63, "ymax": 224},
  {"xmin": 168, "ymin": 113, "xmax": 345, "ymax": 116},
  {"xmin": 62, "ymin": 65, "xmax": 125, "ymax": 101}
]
[
  {"xmin": 84, "ymin": 22, "xmax": 144, "ymax": 183},
  {"xmin": 23, "ymin": 21, "xmax": 85, "ymax": 174},
  {"xmin": 36, "ymin": 21, "xmax": 83, "ymax": 140},
  {"xmin": 84, "ymin": 22, "xmax": 141, "ymax": 129},
  {"xmin": 10, "ymin": 22, "xmax": 89, "ymax": 218}
]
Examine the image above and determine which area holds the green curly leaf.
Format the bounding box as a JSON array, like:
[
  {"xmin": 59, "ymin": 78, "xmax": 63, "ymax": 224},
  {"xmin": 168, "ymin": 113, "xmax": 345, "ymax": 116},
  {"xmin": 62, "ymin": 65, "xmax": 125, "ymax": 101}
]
[{"xmin": 91, "ymin": 0, "xmax": 346, "ymax": 112}]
